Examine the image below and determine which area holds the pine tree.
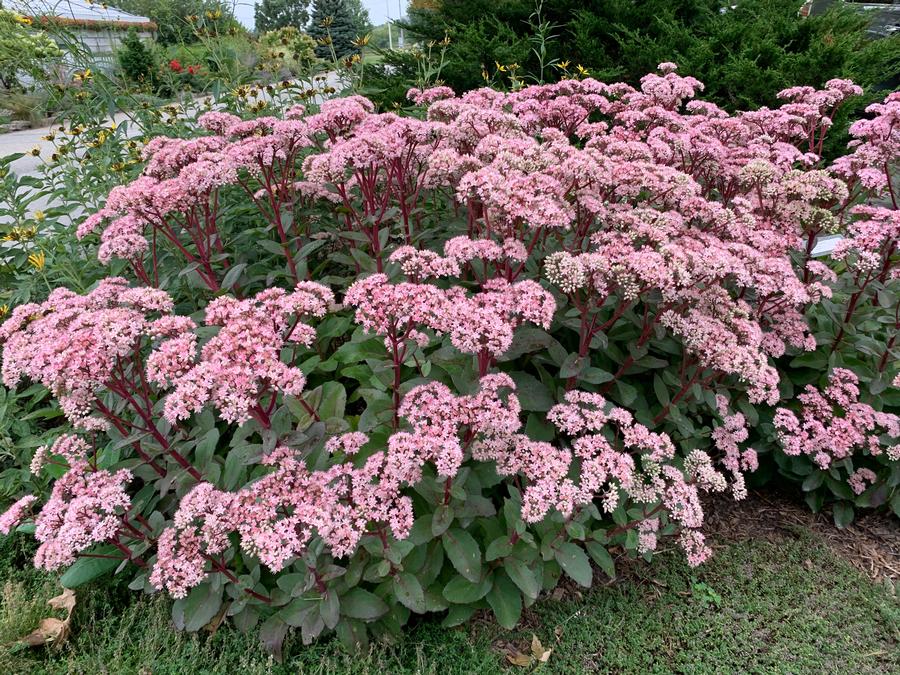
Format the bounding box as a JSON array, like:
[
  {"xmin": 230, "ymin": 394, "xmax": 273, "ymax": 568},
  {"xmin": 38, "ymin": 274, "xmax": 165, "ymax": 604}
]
[
  {"xmin": 308, "ymin": 0, "xmax": 358, "ymax": 59},
  {"xmin": 254, "ymin": 0, "xmax": 310, "ymax": 34},
  {"xmin": 118, "ymin": 28, "xmax": 156, "ymax": 84}
]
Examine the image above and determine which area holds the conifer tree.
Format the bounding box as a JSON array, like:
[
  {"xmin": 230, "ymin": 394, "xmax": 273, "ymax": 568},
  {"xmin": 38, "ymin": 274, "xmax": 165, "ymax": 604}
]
[{"xmin": 308, "ymin": 0, "xmax": 358, "ymax": 59}]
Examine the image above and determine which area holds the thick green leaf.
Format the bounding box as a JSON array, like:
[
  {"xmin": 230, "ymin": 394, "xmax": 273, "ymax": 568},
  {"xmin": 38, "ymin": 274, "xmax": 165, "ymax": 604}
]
[
  {"xmin": 559, "ymin": 353, "xmax": 586, "ymax": 378},
  {"xmin": 485, "ymin": 536, "xmax": 514, "ymax": 561},
  {"xmin": 220, "ymin": 263, "xmax": 246, "ymax": 290},
  {"xmin": 432, "ymin": 504, "xmax": 454, "ymax": 536},
  {"xmin": 341, "ymin": 588, "xmax": 389, "ymax": 620},
  {"xmin": 393, "ymin": 572, "xmax": 426, "ymax": 613},
  {"xmin": 259, "ymin": 615, "xmax": 288, "ymax": 661},
  {"xmin": 60, "ymin": 545, "xmax": 121, "ymax": 588},
  {"xmin": 194, "ymin": 428, "xmax": 219, "ymax": 471},
  {"xmin": 585, "ymin": 541, "xmax": 616, "ymax": 580},
  {"xmin": 319, "ymin": 381, "xmax": 347, "ymax": 420},
  {"xmin": 442, "ymin": 574, "xmax": 493, "ymax": 603},
  {"xmin": 335, "ymin": 618, "xmax": 369, "ymax": 651},
  {"xmin": 442, "ymin": 528, "xmax": 483, "ymax": 583},
  {"xmin": 280, "ymin": 597, "xmax": 317, "ymax": 627},
  {"xmin": 509, "ymin": 372, "xmax": 554, "ymax": 411},
  {"xmin": 802, "ymin": 471, "xmax": 824, "ymax": 492},
  {"xmin": 177, "ymin": 582, "xmax": 223, "ymax": 632},
  {"xmin": 555, "ymin": 542, "xmax": 593, "ymax": 588},
  {"xmin": 833, "ymin": 502, "xmax": 854, "ymax": 529},
  {"xmin": 486, "ymin": 572, "xmax": 522, "ymax": 629},
  {"xmin": 441, "ymin": 603, "xmax": 478, "ymax": 627},
  {"xmin": 505, "ymin": 557, "xmax": 541, "ymax": 600}
]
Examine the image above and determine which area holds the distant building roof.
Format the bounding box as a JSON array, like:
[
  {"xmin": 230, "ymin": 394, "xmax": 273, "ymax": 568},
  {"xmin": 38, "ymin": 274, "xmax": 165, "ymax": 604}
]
[{"xmin": 4, "ymin": 0, "xmax": 151, "ymax": 25}]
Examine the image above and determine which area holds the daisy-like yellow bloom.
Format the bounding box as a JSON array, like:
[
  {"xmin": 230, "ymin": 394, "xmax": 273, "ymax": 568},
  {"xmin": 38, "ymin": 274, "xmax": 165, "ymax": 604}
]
[
  {"xmin": 14, "ymin": 13, "xmax": 32, "ymax": 25},
  {"xmin": 353, "ymin": 34, "xmax": 370, "ymax": 48},
  {"xmin": 3, "ymin": 226, "xmax": 37, "ymax": 242},
  {"xmin": 29, "ymin": 146, "xmax": 40, "ymax": 157},
  {"xmin": 27, "ymin": 250, "xmax": 45, "ymax": 271}
]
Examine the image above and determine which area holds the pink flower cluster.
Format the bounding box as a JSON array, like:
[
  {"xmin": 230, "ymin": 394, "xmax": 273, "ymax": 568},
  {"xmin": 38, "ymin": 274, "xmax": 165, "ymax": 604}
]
[
  {"xmin": 832, "ymin": 92, "xmax": 900, "ymax": 194},
  {"xmin": 0, "ymin": 278, "xmax": 175, "ymax": 429},
  {"xmin": 0, "ymin": 495, "xmax": 36, "ymax": 535},
  {"xmin": 344, "ymin": 272, "xmax": 554, "ymax": 358},
  {"xmin": 153, "ymin": 283, "xmax": 333, "ymax": 425},
  {"xmin": 774, "ymin": 369, "xmax": 900, "ymax": 475},
  {"xmin": 33, "ymin": 459, "xmax": 132, "ymax": 570},
  {"xmin": 152, "ymin": 375, "xmax": 523, "ymax": 597}
]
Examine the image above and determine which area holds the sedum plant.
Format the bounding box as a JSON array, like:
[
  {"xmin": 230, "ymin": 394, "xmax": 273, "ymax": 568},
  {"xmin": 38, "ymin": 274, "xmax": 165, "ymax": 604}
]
[{"xmin": 0, "ymin": 64, "xmax": 898, "ymax": 656}]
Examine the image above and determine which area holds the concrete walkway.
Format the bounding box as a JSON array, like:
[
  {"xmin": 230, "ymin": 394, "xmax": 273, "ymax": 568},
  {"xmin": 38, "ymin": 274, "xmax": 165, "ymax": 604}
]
[
  {"xmin": 0, "ymin": 111, "xmax": 138, "ymax": 224},
  {"xmin": 1, "ymin": 73, "xmax": 344, "ymax": 223}
]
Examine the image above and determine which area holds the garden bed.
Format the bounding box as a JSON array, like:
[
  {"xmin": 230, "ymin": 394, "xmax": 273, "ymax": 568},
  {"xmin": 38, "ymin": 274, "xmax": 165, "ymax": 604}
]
[{"xmin": 0, "ymin": 493, "xmax": 896, "ymax": 673}]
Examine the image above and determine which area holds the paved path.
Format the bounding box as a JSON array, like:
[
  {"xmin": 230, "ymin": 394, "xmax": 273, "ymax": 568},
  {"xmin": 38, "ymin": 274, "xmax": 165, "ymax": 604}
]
[
  {"xmin": 0, "ymin": 73, "xmax": 344, "ymax": 223},
  {"xmin": 0, "ymin": 111, "xmax": 136, "ymax": 224}
]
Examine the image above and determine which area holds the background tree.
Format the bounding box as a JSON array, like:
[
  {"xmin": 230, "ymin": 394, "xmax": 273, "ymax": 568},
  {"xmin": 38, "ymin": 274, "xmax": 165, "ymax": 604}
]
[
  {"xmin": 0, "ymin": 9, "xmax": 61, "ymax": 91},
  {"xmin": 344, "ymin": 0, "xmax": 373, "ymax": 36},
  {"xmin": 254, "ymin": 0, "xmax": 310, "ymax": 33},
  {"xmin": 115, "ymin": 0, "xmax": 238, "ymax": 45},
  {"xmin": 118, "ymin": 27, "xmax": 156, "ymax": 84},
  {"xmin": 405, "ymin": 0, "xmax": 900, "ymax": 118},
  {"xmin": 308, "ymin": 0, "xmax": 359, "ymax": 59}
]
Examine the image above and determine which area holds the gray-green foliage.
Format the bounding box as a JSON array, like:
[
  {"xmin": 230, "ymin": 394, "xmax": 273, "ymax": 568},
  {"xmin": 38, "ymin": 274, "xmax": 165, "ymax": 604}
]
[{"xmin": 255, "ymin": 0, "xmax": 311, "ymax": 34}]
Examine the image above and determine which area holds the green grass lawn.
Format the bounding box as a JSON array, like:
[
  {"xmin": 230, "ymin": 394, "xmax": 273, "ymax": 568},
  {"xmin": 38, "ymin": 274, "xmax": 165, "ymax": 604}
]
[{"xmin": 0, "ymin": 523, "xmax": 896, "ymax": 674}]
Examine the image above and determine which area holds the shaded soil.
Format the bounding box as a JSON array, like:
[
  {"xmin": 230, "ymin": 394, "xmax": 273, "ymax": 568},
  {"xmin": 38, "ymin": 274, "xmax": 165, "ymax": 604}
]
[{"xmin": 704, "ymin": 490, "xmax": 900, "ymax": 585}]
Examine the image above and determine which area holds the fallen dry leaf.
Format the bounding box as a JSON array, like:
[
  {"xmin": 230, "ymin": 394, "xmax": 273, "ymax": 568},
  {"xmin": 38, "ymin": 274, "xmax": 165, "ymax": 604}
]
[
  {"xmin": 505, "ymin": 648, "xmax": 533, "ymax": 667},
  {"xmin": 21, "ymin": 618, "xmax": 69, "ymax": 647},
  {"xmin": 17, "ymin": 588, "xmax": 76, "ymax": 649},
  {"xmin": 531, "ymin": 634, "xmax": 552, "ymax": 663},
  {"xmin": 47, "ymin": 588, "xmax": 76, "ymax": 614}
]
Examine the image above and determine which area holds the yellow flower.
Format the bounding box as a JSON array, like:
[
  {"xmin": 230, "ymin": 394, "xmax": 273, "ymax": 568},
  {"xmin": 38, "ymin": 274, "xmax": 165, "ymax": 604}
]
[
  {"xmin": 14, "ymin": 14, "xmax": 32, "ymax": 25},
  {"xmin": 353, "ymin": 33, "xmax": 371, "ymax": 47},
  {"xmin": 555, "ymin": 60, "xmax": 570, "ymax": 70},
  {"xmin": 0, "ymin": 305, "xmax": 8, "ymax": 319},
  {"xmin": 27, "ymin": 251, "xmax": 45, "ymax": 271},
  {"xmin": 4, "ymin": 226, "xmax": 37, "ymax": 242},
  {"xmin": 495, "ymin": 61, "xmax": 507, "ymax": 73},
  {"xmin": 30, "ymin": 146, "xmax": 40, "ymax": 157},
  {"xmin": 34, "ymin": 211, "xmax": 45, "ymax": 222},
  {"xmin": 576, "ymin": 64, "xmax": 589, "ymax": 76}
]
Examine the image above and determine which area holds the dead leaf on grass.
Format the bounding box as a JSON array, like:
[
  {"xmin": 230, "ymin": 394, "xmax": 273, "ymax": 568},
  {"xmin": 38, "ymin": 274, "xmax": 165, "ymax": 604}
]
[
  {"xmin": 18, "ymin": 588, "xmax": 76, "ymax": 649},
  {"xmin": 506, "ymin": 648, "xmax": 533, "ymax": 667},
  {"xmin": 531, "ymin": 634, "xmax": 552, "ymax": 663}
]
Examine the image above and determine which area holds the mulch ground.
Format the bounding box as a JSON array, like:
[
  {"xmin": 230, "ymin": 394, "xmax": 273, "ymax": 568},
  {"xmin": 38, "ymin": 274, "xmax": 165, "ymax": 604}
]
[{"xmin": 704, "ymin": 490, "xmax": 900, "ymax": 586}]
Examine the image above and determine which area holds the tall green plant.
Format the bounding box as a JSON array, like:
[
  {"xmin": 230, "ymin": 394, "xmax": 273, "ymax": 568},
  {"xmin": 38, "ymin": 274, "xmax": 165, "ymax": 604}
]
[{"xmin": 118, "ymin": 28, "xmax": 156, "ymax": 85}]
